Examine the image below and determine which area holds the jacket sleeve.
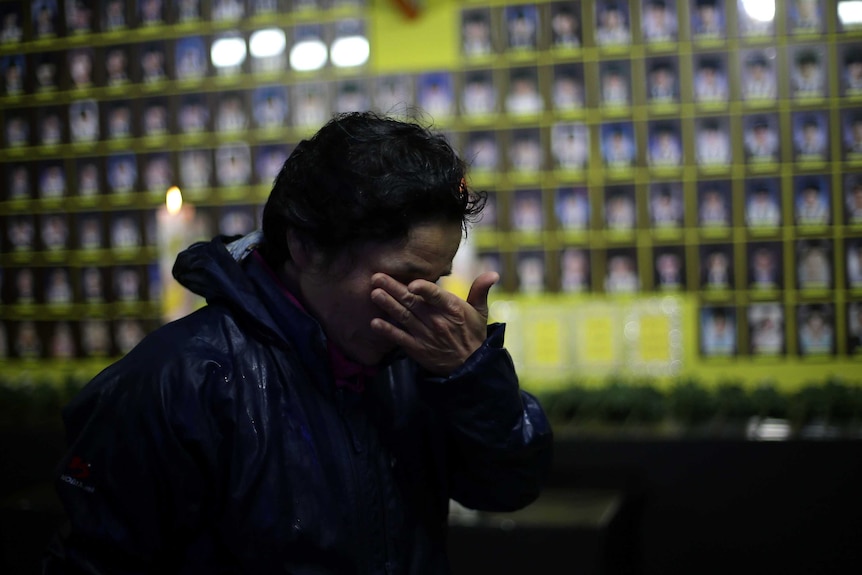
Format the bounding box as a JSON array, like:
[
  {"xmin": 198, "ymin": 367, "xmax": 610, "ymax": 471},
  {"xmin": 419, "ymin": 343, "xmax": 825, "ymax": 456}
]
[
  {"xmin": 419, "ymin": 323, "xmax": 554, "ymax": 512},
  {"xmin": 43, "ymin": 347, "xmax": 228, "ymax": 574}
]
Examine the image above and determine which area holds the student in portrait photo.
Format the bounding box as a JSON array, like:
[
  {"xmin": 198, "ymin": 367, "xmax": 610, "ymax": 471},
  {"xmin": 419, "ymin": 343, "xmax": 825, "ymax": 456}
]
[
  {"xmin": 38, "ymin": 109, "xmax": 64, "ymax": 146},
  {"xmin": 648, "ymin": 122, "xmax": 682, "ymax": 167},
  {"xmin": 797, "ymin": 304, "xmax": 834, "ymax": 355},
  {"xmin": 846, "ymin": 176, "xmax": 862, "ymax": 224},
  {"xmin": 647, "ymin": 58, "xmax": 678, "ymax": 103},
  {"xmin": 142, "ymin": 153, "xmax": 172, "ymax": 193},
  {"xmin": 848, "ymin": 240, "xmax": 862, "ymax": 289},
  {"xmin": 44, "ymin": 267, "xmax": 73, "ymax": 304},
  {"xmin": 474, "ymin": 191, "xmax": 497, "ymax": 230},
  {"xmin": 698, "ymin": 181, "xmax": 731, "ymax": 227},
  {"xmin": 113, "ymin": 317, "xmax": 146, "ymax": 355},
  {"xmin": 791, "ymin": 47, "xmax": 826, "ymax": 97},
  {"xmin": 212, "ymin": 0, "xmax": 245, "ymax": 21},
  {"xmin": 110, "ymin": 213, "xmax": 141, "ymax": 250},
  {"xmin": 789, "ymin": 0, "xmax": 822, "ymax": 32},
  {"xmin": 80, "ymin": 266, "xmax": 106, "ymax": 302},
  {"xmin": 515, "ymin": 252, "xmax": 545, "ymax": 294},
  {"xmin": 139, "ymin": 0, "xmax": 165, "ymax": 26},
  {"xmin": 334, "ymin": 80, "xmax": 369, "ymax": 115},
  {"xmin": 743, "ymin": 115, "xmax": 779, "ymax": 162},
  {"xmin": 701, "ymin": 244, "xmax": 733, "ymax": 289},
  {"xmin": 550, "ymin": 2, "xmax": 581, "ymax": 49},
  {"xmin": 464, "ymin": 131, "xmax": 499, "ymax": 171},
  {"xmin": 102, "ymin": 0, "xmax": 127, "ymax": 30},
  {"xmin": 745, "ymin": 180, "xmax": 781, "ymax": 228},
  {"xmin": 512, "ymin": 189, "xmax": 544, "ymax": 232},
  {"xmin": 509, "ymin": 128, "xmax": 543, "ymax": 172},
  {"xmin": 106, "ymin": 100, "xmax": 133, "ymax": 139},
  {"xmin": 142, "ymin": 99, "xmax": 169, "ymax": 136},
  {"xmin": 748, "ymin": 303, "xmax": 784, "ymax": 356},
  {"xmin": 596, "ymin": 1, "xmax": 631, "ymax": 46},
  {"xmin": 179, "ymin": 149, "xmax": 212, "ymax": 191},
  {"xmin": 374, "ymin": 75, "xmax": 413, "ymax": 116},
  {"xmin": 114, "ymin": 266, "xmax": 143, "ymax": 301},
  {"xmin": 604, "ymin": 186, "xmax": 636, "ymax": 229},
  {"xmin": 655, "ymin": 247, "xmax": 684, "ymax": 289},
  {"xmin": 41, "ymin": 213, "xmax": 70, "ymax": 250},
  {"xmin": 791, "ymin": 113, "xmax": 827, "ymax": 160},
  {"xmin": 552, "ymin": 64, "xmax": 584, "ymax": 110},
  {"xmin": 80, "ymin": 318, "xmax": 111, "ymax": 356},
  {"xmin": 69, "ymin": 99, "xmax": 100, "ymax": 143},
  {"xmin": 417, "ymin": 72, "xmax": 454, "ymax": 119},
  {"xmin": 605, "ymin": 249, "xmax": 639, "ymax": 293},
  {"xmin": 691, "ymin": 0, "xmax": 724, "ymax": 38},
  {"xmin": 7, "ymin": 215, "xmax": 36, "ymax": 251},
  {"xmin": 1, "ymin": 4, "xmax": 23, "ymax": 43},
  {"xmin": 505, "ymin": 4, "xmax": 538, "ymax": 50},
  {"xmin": 66, "ymin": 0, "xmax": 95, "ymax": 34},
  {"xmin": 34, "ymin": 52, "xmax": 60, "ymax": 91},
  {"xmin": 551, "ymin": 122, "xmax": 589, "ymax": 170},
  {"xmin": 14, "ymin": 320, "xmax": 43, "ymax": 358},
  {"xmin": 178, "ymin": 94, "xmax": 210, "ymax": 133},
  {"xmin": 741, "ymin": 50, "xmax": 777, "ymax": 101},
  {"xmin": 77, "ymin": 213, "xmax": 104, "ymax": 250},
  {"xmin": 252, "ymin": 86, "xmax": 288, "ymax": 129},
  {"xmin": 254, "ymin": 144, "xmax": 290, "ymax": 185},
  {"xmin": 695, "ymin": 118, "xmax": 730, "ymax": 166},
  {"xmin": 600, "ymin": 61, "xmax": 630, "ymax": 107},
  {"xmin": 175, "ymin": 0, "xmax": 200, "ymax": 22},
  {"xmin": 68, "ymin": 48, "xmax": 95, "ymax": 89},
  {"xmin": 175, "ymin": 37, "xmax": 207, "ymax": 81},
  {"xmin": 843, "ymin": 46, "xmax": 862, "ymax": 95},
  {"xmin": 32, "ymin": 0, "xmax": 59, "ymax": 38},
  {"xmin": 216, "ymin": 142, "xmax": 251, "ymax": 187},
  {"xmin": 796, "ymin": 240, "xmax": 832, "ymax": 290},
  {"xmin": 38, "ymin": 163, "xmax": 66, "ymax": 199},
  {"xmin": 140, "ymin": 42, "xmax": 166, "ymax": 83},
  {"xmin": 107, "ymin": 153, "xmax": 137, "ymax": 194},
  {"xmin": 601, "ymin": 123, "xmax": 636, "ymax": 167},
  {"xmin": 849, "ymin": 303, "xmax": 862, "ymax": 354},
  {"xmin": 47, "ymin": 321, "xmax": 76, "ymax": 358},
  {"xmin": 505, "ymin": 68, "xmax": 542, "ymax": 115},
  {"xmin": 104, "ymin": 45, "xmax": 130, "ymax": 86},
  {"xmin": 795, "ymin": 178, "xmax": 830, "ymax": 226},
  {"xmin": 844, "ymin": 111, "xmax": 862, "ymax": 157},
  {"xmin": 461, "ymin": 69, "xmax": 496, "ymax": 117},
  {"xmin": 6, "ymin": 163, "xmax": 31, "ymax": 200},
  {"xmin": 560, "ymin": 247, "xmax": 590, "ymax": 292},
  {"xmin": 12, "ymin": 268, "xmax": 38, "ymax": 304},
  {"xmin": 700, "ymin": 307, "xmax": 736, "ymax": 357},
  {"xmin": 2, "ymin": 55, "xmax": 24, "ymax": 95},
  {"xmin": 462, "ymin": 8, "xmax": 493, "ymax": 57},
  {"xmin": 5, "ymin": 113, "xmax": 30, "ymax": 147},
  {"xmin": 556, "ymin": 187, "xmax": 590, "ymax": 229},
  {"xmin": 219, "ymin": 206, "xmax": 256, "ymax": 237},
  {"xmin": 215, "ymin": 92, "xmax": 248, "ymax": 132},
  {"xmin": 642, "ymin": 0, "xmax": 678, "ymax": 43},
  {"xmin": 748, "ymin": 243, "xmax": 782, "ymax": 290},
  {"xmin": 650, "ymin": 183, "xmax": 683, "ymax": 227}
]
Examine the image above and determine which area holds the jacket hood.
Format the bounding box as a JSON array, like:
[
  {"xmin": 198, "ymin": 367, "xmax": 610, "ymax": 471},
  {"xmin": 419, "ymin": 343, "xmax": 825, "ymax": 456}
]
[{"xmin": 172, "ymin": 231, "xmax": 322, "ymax": 353}]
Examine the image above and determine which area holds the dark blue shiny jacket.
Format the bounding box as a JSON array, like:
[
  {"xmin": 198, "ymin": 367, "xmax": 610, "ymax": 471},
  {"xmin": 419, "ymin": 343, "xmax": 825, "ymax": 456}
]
[{"xmin": 45, "ymin": 233, "xmax": 553, "ymax": 574}]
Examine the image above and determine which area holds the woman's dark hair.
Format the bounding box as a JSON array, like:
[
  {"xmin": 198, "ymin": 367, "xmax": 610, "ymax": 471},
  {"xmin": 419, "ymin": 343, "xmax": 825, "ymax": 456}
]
[{"xmin": 261, "ymin": 111, "xmax": 485, "ymax": 267}]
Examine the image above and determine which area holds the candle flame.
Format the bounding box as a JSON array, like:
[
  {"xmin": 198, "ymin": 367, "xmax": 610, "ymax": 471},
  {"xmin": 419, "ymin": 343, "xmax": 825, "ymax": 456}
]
[{"xmin": 166, "ymin": 186, "xmax": 183, "ymax": 215}]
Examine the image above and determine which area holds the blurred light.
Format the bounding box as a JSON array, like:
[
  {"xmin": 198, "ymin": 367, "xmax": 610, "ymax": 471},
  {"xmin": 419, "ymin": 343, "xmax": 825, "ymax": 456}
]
[
  {"xmin": 741, "ymin": 0, "xmax": 775, "ymax": 22},
  {"xmin": 289, "ymin": 39, "xmax": 327, "ymax": 71},
  {"xmin": 211, "ymin": 36, "xmax": 247, "ymax": 68},
  {"xmin": 839, "ymin": 1, "xmax": 862, "ymax": 26},
  {"xmin": 165, "ymin": 186, "xmax": 183, "ymax": 215},
  {"xmin": 746, "ymin": 417, "xmax": 791, "ymax": 441},
  {"xmin": 250, "ymin": 28, "xmax": 286, "ymax": 59},
  {"xmin": 330, "ymin": 35, "xmax": 370, "ymax": 67}
]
